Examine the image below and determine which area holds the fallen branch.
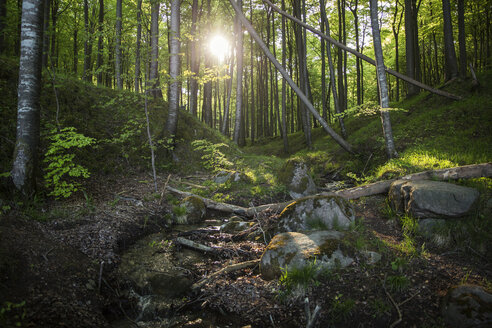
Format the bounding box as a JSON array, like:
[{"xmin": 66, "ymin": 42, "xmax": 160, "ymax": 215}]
[
  {"xmin": 192, "ymin": 259, "xmax": 260, "ymax": 291},
  {"xmin": 175, "ymin": 237, "xmax": 217, "ymax": 254},
  {"xmin": 167, "ymin": 163, "xmax": 492, "ymax": 217},
  {"xmin": 381, "ymin": 277, "xmax": 402, "ymax": 328},
  {"xmin": 305, "ymin": 297, "xmax": 321, "ymax": 328}
]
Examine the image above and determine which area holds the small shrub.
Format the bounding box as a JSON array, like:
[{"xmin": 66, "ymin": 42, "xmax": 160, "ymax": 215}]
[
  {"xmin": 43, "ymin": 127, "xmax": 95, "ymax": 198},
  {"xmin": 386, "ymin": 274, "xmax": 410, "ymax": 293},
  {"xmin": 279, "ymin": 259, "xmax": 320, "ymax": 293},
  {"xmin": 191, "ymin": 139, "xmax": 232, "ymax": 172}
]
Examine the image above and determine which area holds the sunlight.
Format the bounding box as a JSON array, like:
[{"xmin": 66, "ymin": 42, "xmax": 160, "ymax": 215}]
[{"xmin": 209, "ymin": 35, "xmax": 230, "ymax": 62}]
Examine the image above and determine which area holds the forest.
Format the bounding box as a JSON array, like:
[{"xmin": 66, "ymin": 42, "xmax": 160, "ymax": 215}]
[{"xmin": 0, "ymin": 0, "xmax": 491, "ymax": 327}]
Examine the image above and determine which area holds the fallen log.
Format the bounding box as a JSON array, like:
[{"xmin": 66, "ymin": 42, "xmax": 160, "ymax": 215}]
[
  {"xmin": 167, "ymin": 163, "xmax": 492, "ymax": 218},
  {"xmin": 191, "ymin": 259, "xmax": 260, "ymax": 291},
  {"xmin": 174, "ymin": 237, "xmax": 217, "ymax": 254}
]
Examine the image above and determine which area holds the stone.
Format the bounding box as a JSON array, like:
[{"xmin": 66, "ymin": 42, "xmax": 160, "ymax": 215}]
[
  {"xmin": 389, "ymin": 180, "xmax": 479, "ymax": 218},
  {"xmin": 220, "ymin": 220, "xmax": 254, "ymax": 233},
  {"xmin": 417, "ymin": 218, "xmax": 446, "ymax": 238},
  {"xmin": 175, "ymin": 196, "xmax": 206, "ymax": 225},
  {"xmin": 278, "ymin": 159, "xmax": 317, "ymax": 199},
  {"xmin": 277, "ymin": 195, "xmax": 355, "ymax": 233},
  {"xmin": 361, "ymin": 250, "xmax": 382, "ymax": 265},
  {"xmin": 260, "ymin": 231, "xmax": 353, "ymax": 280},
  {"xmin": 214, "ymin": 170, "xmax": 242, "ymax": 184},
  {"xmin": 442, "ymin": 285, "xmax": 492, "ymax": 328}
]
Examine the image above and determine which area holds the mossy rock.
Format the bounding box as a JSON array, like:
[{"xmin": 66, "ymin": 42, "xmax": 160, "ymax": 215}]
[
  {"xmin": 174, "ymin": 196, "xmax": 206, "ymax": 225},
  {"xmin": 260, "ymin": 231, "xmax": 353, "ymax": 280},
  {"xmin": 220, "ymin": 220, "xmax": 255, "ymax": 233},
  {"xmin": 442, "ymin": 284, "xmax": 492, "ymax": 328},
  {"xmin": 278, "ymin": 158, "xmax": 316, "ymax": 199},
  {"xmin": 276, "ymin": 195, "xmax": 355, "ymax": 234}
]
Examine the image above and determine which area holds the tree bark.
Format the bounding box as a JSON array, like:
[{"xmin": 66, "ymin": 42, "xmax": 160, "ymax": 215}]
[
  {"xmin": 167, "ymin": 0, "xmax": 180, "ymax": 139},
  {"xmin": 280, "ymin": 0, "xmax": 288, "ymax": 153},
  {"xmin": 96, "ymin": 0, "xmax": 104, "ymax": 86},
  {"xmin": 229, "ymin": 0, "xmax": 354, "ymax": 154},
  {"xmin": 404, "ymin": 0, "xmax": 420, "ymax": 96},
  {"xmin": 134, "ymin": 0, "xmax": 142, "ymax": 92},
  {"xmin": 11, "ymin": 0, "xmax": 44, "ymax": 197},
  {"xmin": 250, "ymin": 0, "xmax": 255, "ymax": 143},
  {"xmin": 221, "ymin": 46, "xmax": 235, "ymax": 135},
  {"xmin": 149, "ymin": 0, "xmax": 162, "ymax": 98},
  {"xmin": 0, "ymin": 0, "xmax": 6, "ymax": 54},
  {"xmin": 189, "ymin": 0, "xmax": 200, "ymax": 116},
  {"xmin": 392, "ymin": 1, "xmax": 403, "ymax": 101},
  {"xmin": 115, "ymin": 0, "xmax": 122, "ymax": 89},
  {"xmin": 262, "ymin": 0, "xmax": 461, "ymax": 101},
  {"xmin": 457, "ymin": 0, "xmax": 467, "ymax": 78},
  {"xmin": 83, "ymin": 0, "xmax": 91, "ymax": 81},
  {"xmin": 41, "ymin": 0, "xmax": 49, "ymax": 67},
  {"xmin": 442, "ymin": 0, "xmax": 459, "ymax": 80},
  {"xmin": 369, "ymin": 0, "xmax": 398, "ymax": 159}
]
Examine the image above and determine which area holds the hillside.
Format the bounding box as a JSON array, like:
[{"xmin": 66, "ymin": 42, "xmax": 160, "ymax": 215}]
[{"xmin": 0, "ymin": 57, "xmax": 491, "ymax": 328}]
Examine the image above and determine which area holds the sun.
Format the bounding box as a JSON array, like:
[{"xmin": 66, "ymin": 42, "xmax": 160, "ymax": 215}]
[{"xmin": 209, "ymin": 35, "xmax": 230, "ymax": 62}]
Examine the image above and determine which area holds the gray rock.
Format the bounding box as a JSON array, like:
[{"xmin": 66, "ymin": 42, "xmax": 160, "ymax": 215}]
[
  {"xmin": 277, "ymin": 195, "xmax": 355, "ymax": 233},
  {"xmin": 389, "ymin": 180, "xmax": 479, "ymax": 218},
  {"xmin": 417, "ymin": 218, "xmax": 446, "ymax": 238},
  {"xmin": 278, "ymin": 159, "xmax": 317, "ymax": 199},
  {"xmin": 260, "ymin": 231, "xmax": 353, "ymax": 280},
  {"xmin": 442, "ymin": 285, "xmax": 492, "ymax": 328},
  {"xmin": 214, "ymin": 170, "xmax": 242, "ymax": 184},
  {"xmin": 220, "ymin": 220, "xmax": 254, "ymax": 233},
  {"xmin": 175, "ymin": 196, "xmax": 206, "ymax": 225},
  {"xmin": 362, "ymin": 250, "xmax": 382, "ymax": 265}
]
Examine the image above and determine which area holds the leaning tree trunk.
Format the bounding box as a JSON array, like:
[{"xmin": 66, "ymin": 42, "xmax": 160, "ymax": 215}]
[
  {"xmin": 233, "ymin": 0, "xmax": 243, "ymax": 146},
  {"xmin": 228, "ymin": 0, "xmax": 354, "ymax": 154},
  {"xmin": 166, "ymin": 0, "xmax": 180, "ymax": 139},
  {"xmin": 442, "ymin": 0, "xmax": 459, "ymax": 80},
  {"xmin": 369, "ymin": 0, "xmax": 398, "ymax": 159},
  {"xmin": 115, "ymin": 0, "xmax": 122, "ymax": 89},
  {"xmin": 11, "ymin": 0, "xmax": 44, "ymax": 197}
]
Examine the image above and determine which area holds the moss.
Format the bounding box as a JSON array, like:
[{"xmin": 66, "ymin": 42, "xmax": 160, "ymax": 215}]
[
  {"xmin": 318, "ymin": 239, "xmax": 341, "ymax": 256},
  {"xmin": 277, "ymin": 159, "xmax": 298, "ymax": 186}
]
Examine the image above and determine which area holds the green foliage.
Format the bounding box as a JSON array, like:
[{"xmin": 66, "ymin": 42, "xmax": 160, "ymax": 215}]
[
  {"xmin": 0, "ymin": 301, "xmax": 26, "ymax": 327},
  {"xmin": 279, "ymin": 260, "xmax": 320, "ymax": 293},
  {"xmin": 43, "ymin": 127, "xmax": 95, "ymax": 198},
  {"xmin": 330, "ymin": 294, "xmax": 356, "ymax": 322},
  {"xmin": 391, "ymin": 257, "xmax": 407, "ymax": 273},
  {"xmin": 368, "ymin": 298, "xmax": 391, "ymax": 318},
  {"xmin": 172, "ymin": 205, "xmax": 187, "ymax": 216},
  {"xmin": 191, "ymin": 139, "xmax": 232, "ymax": 172},
  {"xmin": 386, "ymin": 275, "xmax": 410, "ymax": 293}
]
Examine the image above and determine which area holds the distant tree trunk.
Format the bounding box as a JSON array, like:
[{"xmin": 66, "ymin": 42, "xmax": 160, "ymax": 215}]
[
  {"xmin": 73, "ymin": 12, "xmax": 78, "ymax": 74},
  {"xmin": 189, "ymin": 0, "xmax": 200, "ymax": 116},
  {"xmin": 11, "ymin": 0, "xmax": 44, "ymax": 197},
  {"xmin": 50, "ymin": 0, "xmax": 59, "ymax": 67},
  {"xmin": 221, "ymin": 54, "xmax": 234, "ymax": 135},
  {"xmin": 41, "ymin": 0, "xmax": 49, "ymax": 67},
  {"xmin": 115, "ymin": 0, "xmax": 122, "ymax": 89},
  {"xmin": 348, "ymin": 0, "xmax": 361, "ymax": 105},
  {"xmin": 149, "ymin": 0, "xmax": 162, "ymax": 98},
  {"xmin": 321, "ymin": 0, "xmax": 346, "ymax": 138},
  {"xmin": 369, "ymin": 0, "xmax": 397, "ymax": 159},
  {"xmin": 337, "ymin": 0, "xmax": 346, "ymax": 111},
  {"xmin": 96, "ymin": 0, "xmax": 104, "ymax": 86},
  {"xmin": 392, "ymin": 1, "xmax": 403, "ymax": 101},
  {"xmin": 442, "ymin": 0, "xmax": 459, "ymax": 80},
  {"xmin": 404, "ymin": 0, "xmax": 420, "ymax": 96},
  {"xmin": 457, "ymin": 0, "xmax": 467, "ymax": 78},
  {"xmin": 250, "ymin": 0, "xmax": 255, "ymax": 143},
  {"xmin": 281, "ymin": 0, "xmax": 288, "ymax": 152},
  {"xmin": 0, "ymin": 0, "xmax": 6, "ymax": 54},
  {"xmin": 202, "ymin": 0, "xmax": 212, "ymax": 126},
  {"xmin": 83, "ymin": 0, "xmax": 91, "ymax": 81},
  {"xmin": 166, "ymin": 0, "xmax": 180, "ymax": 139},
  {"xmin": 135, "ymin": 0, "xmax": 142, "ymax": 92},
  {"xmin": 233, "ymin": 0, "xmax": 243, "ymax": 145}
]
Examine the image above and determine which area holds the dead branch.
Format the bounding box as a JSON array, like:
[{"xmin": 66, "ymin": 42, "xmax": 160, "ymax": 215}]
[
  {"xmin": 174, "ymin": 237, "xmax": 217, "ymax": 254},
  {"xmin": 305, "ymin": 297, "xmax": 321, "ymax": 328},
  {"xmin": 381, "ymin": 276, "xmax": 402, "ymax": 328},
  {"xmin": 191, "ymin": 259, "xmax": 260, "ymax": 291}
]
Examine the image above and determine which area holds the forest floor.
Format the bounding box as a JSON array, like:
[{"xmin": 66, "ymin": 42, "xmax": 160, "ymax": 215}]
[{"xmin": 1, "ymin": 170, "xmax": 490, "ymax": 328}]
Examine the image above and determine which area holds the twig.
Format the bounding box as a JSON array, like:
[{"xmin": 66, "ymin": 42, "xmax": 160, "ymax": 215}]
[
  {"xmin": 98, "ymin": 261, "xmax": 104, "ymax": 292},
  {"xmin": 42, "ymin": 247, "xmax": 54, "ymax": 261},
  {"xmin": 381, "ymin": 277, "xmax": 402, "ymax": 328},
  {"xmin": 305, "ymin": 297, "xmax": 321, "ymax": 328},
  {"xmin": 191, "ymin": 259, "xmax": 260, "ymax": 290},
  {"xmin": 175, "ymin": 237, "xmax": 217, "ymax": 253},
  {"xmin": 160, "ymin": 174, "xmax": 172, "ymax": 205},
  {"xmin": 250, "ymin": 202, "xmax": 268, "ymax": 245},
  {"xmin": 398, "ymin": 290, "xmax": 419, "ymax": 307},
  {"xmin": 361, "ymin": 153, "xmax": 373, "ymax": 175}
]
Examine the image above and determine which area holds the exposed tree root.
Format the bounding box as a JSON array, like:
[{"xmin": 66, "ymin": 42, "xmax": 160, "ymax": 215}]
[{"xmin": 191, "ymin": 259, "xmax": 260, "ymax": 291}]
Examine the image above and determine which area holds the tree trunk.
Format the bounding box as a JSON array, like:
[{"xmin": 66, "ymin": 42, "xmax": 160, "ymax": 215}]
[
  {"xmin": 134, "ymin": 0, "xmax": 142, "ymax": 92},
  {"xmin": 404, "ymin": 0, "xmax": 420, "ymax": 96},
  {"xmin": 73, "ymin": 11, "xmax": 78, "ymax": 74},
  {"xmin": 189, "ymin": 0, "xmax": 200, "ymax": 116},
  {"xmin": 321, "ymin": 0, "xmax": 346, "ymax": 138},
  {"xmin": 349, "ymin": 0, "xmax": 361, "ymax": 106},
  {"xmin": 96, "ymin": 0, "xmax": 104, "ymax": 86},
  {"xmin": 221, "ymin": 52, "xmax": 235, "ymax": 134},
  {"xmin": 392, "ymin": 1, "xmax": 403, "ymax": 101},
  {"xmin": 50, "ymin": 0, "xmax": 58, "ymax": 67},
  {"xmin": 457, "ymin": 0, "xmax": 467, "ymax": 78},
  {"xmin": 149, "ymin": 0, "xmax": 162, "ymax": 98},
  {"xmin": 11, "ymin": 0, "xmax": 44, "ymax": 197},
  {"xmin": 167, "ymin": 0, "xmax": 180, "ymax": 139},
  {"xmin": 250, "ymin": 0, "xmax": 255, "ymax": 143},
  {"xmin": 281, "ymin": 0, "xmax": 288, "ymax": 153},
  {"xmin": 83, "ymin": 0, "xmax": 91, "ymax": 81},
  {"xmin": 369, "ymin": 0, "xmax": 398, "ymax": 159},
  {"xmin": 442, "ymin": 0, "xmax": 459, "ymax": 80},
  {"xmin": 115, "ymin": 0, "xmax": 122, "ymax": 89},
  {"xmin": 229, "ymin": 0, "xmax": 354, "ymax": 153},
  {"xmin": 41, "ymin": 0, "xmax": 49, "ymax": 66}
]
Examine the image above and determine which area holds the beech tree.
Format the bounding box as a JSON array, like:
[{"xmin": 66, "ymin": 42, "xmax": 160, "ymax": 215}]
[
  {"xmin": 166, "ymin": 0, "xmax": 181, "ymax": 139},
  {"xmin": 149, "ymin": 0, "xmax": 162, "ymax": 98},
  {"xmin": 11, "ymin": 0, "xmax": 45, "ymax": 197},
  {"xmin": 369, "ymin": 0, "xmax": 398, "ymax": 159},
  {"xmin": 442, "ymin": 0, "xmax": 459, "ymax": 80},
  {"xmin": 115, "ymin": 0, "xmax": 122, "ymax": 89},
  {"xmin": 233, "ymin": 0, "xmax": 243, "ymax": 146}
]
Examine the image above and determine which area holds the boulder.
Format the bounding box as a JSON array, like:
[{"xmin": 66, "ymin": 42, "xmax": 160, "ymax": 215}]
[
  {"xmin": 220, "ymin": 220, "xmax": 254, "ymax": 233},
  {"xmin": 260, "ymin": 231, "xmax": 354, "ymax": 280},
  {"xmin": 277, "ymin": 195, "xmax": 355, "ymax": 233},
  {"xmin": 442, "ymin": 285, "xmax": 492, "ymax": 328},
  {"xmin": 214, "ymin": 170, "xmax": 242, "ymax": 184},
  {"xmin": 174, "ymin": 196, "xmax": 206, "ymax": 225},
  {"xmin": 389, "ymin": 180, "xmax": 479, "ymax": 218},
  {"xmin": 278, "ymin": 159, "xmax": 316, "ymax": 199}
]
